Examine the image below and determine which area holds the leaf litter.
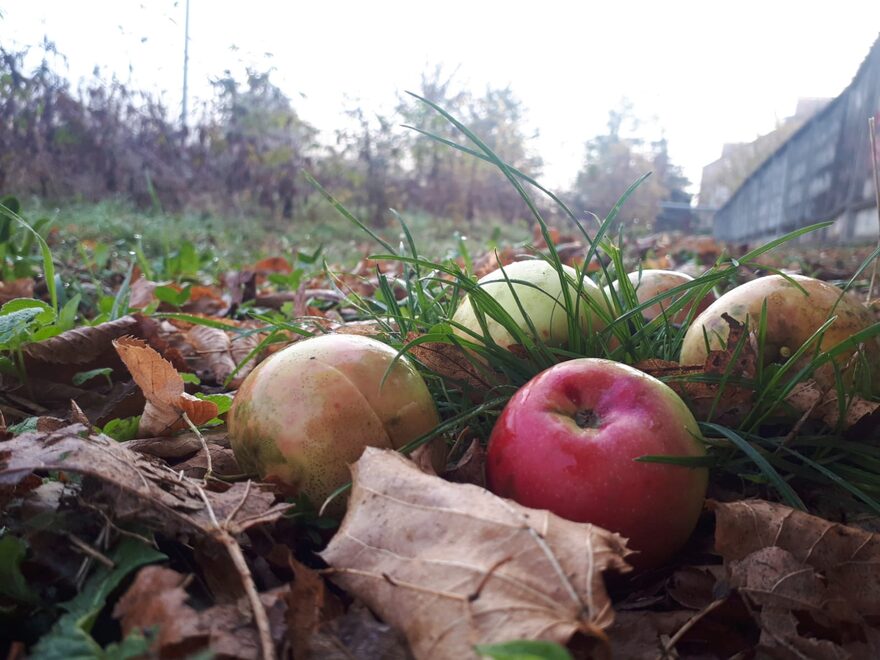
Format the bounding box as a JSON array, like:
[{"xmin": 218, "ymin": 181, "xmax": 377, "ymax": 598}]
[{"xmin": 2, "ymin": 223, "xmax": 880, "ymax": 658}]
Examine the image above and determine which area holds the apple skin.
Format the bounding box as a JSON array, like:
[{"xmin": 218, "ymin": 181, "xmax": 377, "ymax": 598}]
[
  {"xmin": 680, "ymin": 274, "xmax": 880, "ymax": 390},
  {"xmin": 452, "ymin": 260, "xmax": 607, "ymax": 350},
  {"xmin": 486, "ymin": 358, "xmax": 707, "ymax": 569},
  {"xmin": 616, "ymin": 269, "xmax": 716, "ymax": 324},
  {"xmin": 228, "ymin": 334, "xmax": 441, "ymax": 508}
]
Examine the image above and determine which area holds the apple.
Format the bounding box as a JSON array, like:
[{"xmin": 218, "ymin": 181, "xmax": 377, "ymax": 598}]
[
  {"xmin": 486, "ymin": 358, "xmax": 707, "ymax": 569},
  {"xmin": 452, "ymin": 260, "xmax": 607, "ymax": 350},
  {"xmin": 228, "ymin": 334, "xmax": 441, "ymax": 509},
  {"xmin": 612, "ymin": 269, "xmax": 716, "ymax": 324},
  {"xmin": 680, "ymin": 274, "xmax": 880, "ymax": 390}
]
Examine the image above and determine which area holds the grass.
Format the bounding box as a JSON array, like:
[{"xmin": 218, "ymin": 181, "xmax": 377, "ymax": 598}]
[
  {"xmin": 28, "ymin": 195, "xmax": 533, "ymax": 270},
  {"xmin": 3, "ymin": 92, "xmax": 880, "ymax": 522}
]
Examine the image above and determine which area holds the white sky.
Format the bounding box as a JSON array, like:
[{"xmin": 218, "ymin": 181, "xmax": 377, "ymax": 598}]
[{"xmin": 3, "ymin": 1, "xmax": 879, "ymax": 196}]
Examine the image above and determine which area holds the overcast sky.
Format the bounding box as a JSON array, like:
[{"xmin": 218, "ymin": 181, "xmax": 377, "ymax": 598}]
[{"xmin": 3, "ymin": 1, "xmax": 879, "ymax": 195}]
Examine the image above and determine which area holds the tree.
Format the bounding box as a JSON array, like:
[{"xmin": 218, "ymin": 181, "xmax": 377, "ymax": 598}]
[
  {"xmin": 397, "ymin": 69, "xmax": 543, "ymax": 224},
  {"xmin": 570, "ymin": 103, "xmax": 671, "ymax": 235},
  {"xmin": 202, "ymin": 70, "xmax": 318, "ymax": 219}
]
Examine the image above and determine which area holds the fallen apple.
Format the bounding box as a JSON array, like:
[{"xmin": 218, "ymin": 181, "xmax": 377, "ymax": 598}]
[
  {"xmin": 612, "ymin": 269, "xmax": 716, "ymax": 324},
  {"xmin": 680, "ymin": 274, "xmax": 880, "ymax": 390},
  {"xmin": 452, "ymin": 260, "xmax": 607, "ymax": 349},
  {"xmin": 486, "ymin": 358, "xmax": 708, "ymax": 569},
  {"xmin": 228, "ymin": 334, "xmax": 441, "ymax": 508}
]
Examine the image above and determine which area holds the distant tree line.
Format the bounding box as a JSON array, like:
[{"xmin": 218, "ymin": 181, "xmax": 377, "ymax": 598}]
[{"xmin": 0, "ymin": 42, "xmax": 692, "ymax": 233}]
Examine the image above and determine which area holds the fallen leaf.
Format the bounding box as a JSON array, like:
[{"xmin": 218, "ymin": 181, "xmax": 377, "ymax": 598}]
[
  {"xmin": 321, "ymin": 448, "xmax": 631, "ymax": 660},
  {"xmin": 21, "ymin": 315, "xmax": 140, "ymax": 365},
  {"xmin": 406, "ymin": 335, "xmax": 501, "ymax": 395},
  {"xmin": 443, "ymin": 437, "xmax": 486, "ymax": 488},
  {"xmin": 182, "ymin": 285, "xmax": 229, "ymax": 316},
  {"xmin": 307, "ymin": 602, "xmax": 414, "ymax": 660},
  {"xmin": 186, "ymin": 325, "xmax": 237, "ymax": 384},
  {"xmin": 115, "ymin": 565, "xmax": 291, "ymax": 659},
  {"xmin": 711, "ymin": 499, "xmax": 880, "ymax": 655},
  {"xmin": 0, "ymin": 425, "xmax": 289, "ymax": 539},
  {"xmin": 285, "ymin": 554, "xmax": 346, "ymax": 658},
  {"xmin": 175, "ymin": 444, "xmax": 241, "ymax": 480},
  {"xmin": 113, "ymin": 336, "xmax": 217, "ymax": 436},
  {"xmin": 0, "ymin": 278, "xmax": 35, "ymax": 305},
  {"xmin": 128, "ymin": 277, "xmax": 158, "ymax": 309},
  {"xmin": 113, "ymin": 565, "xmax": 205, "ymax": 657},
  {"xmin": 784, "ymin": 379, "xmax": 880, "ymax": 435},
  {"xmin": 640, "ymin": 315, "xmax": 756, "ymax": 425}
]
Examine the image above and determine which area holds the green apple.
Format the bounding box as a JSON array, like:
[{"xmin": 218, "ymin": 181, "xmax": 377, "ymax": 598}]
[
  {"xmin": 228, "ymin": 334, "xmax": 442, "ymax": 509},
  {"xmin": 452, "ymin": 260, "xmax": 607, "ymax": 350}
]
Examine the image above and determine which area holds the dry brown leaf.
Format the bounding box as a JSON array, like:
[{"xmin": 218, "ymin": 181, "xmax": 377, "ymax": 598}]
[
  {"xmin": 128, "ymin": 276, "xmax": 158, "ymax": 309},
  {"xmin": 784, "ymin": 379, "xmax": 880, "ymax": 435},
  {"xmin": 114, "ymin": 565, "xmax": 291, "ymax": 659},
  {"xmin": 639, "ymin": 315, "xmax": 756, "ymax": 425},
  {"xmin": 285, "ymin": 554, "xmax": 346, "ymax": 659},
  {"xmin": 113, "ymin": 565, "xmax": 205, "ymax": 656},
  {"xmin": 228, "ymin": 331, "xmax": 261, "ymax": 388},
  {"xmin": 176, "ymin": 444, "xmax": 241, "ymax": 479},
  {"xmin": 0, "ymin": 278, "xmax": 35, "ymax": 304},
  {"xmin": 307, "ymin": 603, "xmax": 413, "ymax": 660},
  {"xmin": 182, "ymin": 285, "xmax": 229, "ymax": 316},
  {"xmin": 113, "ymin": 336, "xmax": 217, "ymax": 436},
  {"xmin": 711, "ymin": 499, "xmax": 880, "ymax": 655},
  {"xmin": 22, "ymin": 315, "xmax": 139, "ymax": 365},
  {"xmin": 321, "ymin": 448, "xmax": 631, "ymax": 660},
  {"xmin": 0, "ymin": 425, "xmax": 289, "ymax": 538},
  {"xmin": 443, "ymin": 437, "xmax": 486, "ymax": 488},
  {"xmin": 186, "ymin": 325, "xmax": 237, "ymax": 384},
  {"xmin": 405, "ymin": 336, "xmax": 500, "ymax": 395}
]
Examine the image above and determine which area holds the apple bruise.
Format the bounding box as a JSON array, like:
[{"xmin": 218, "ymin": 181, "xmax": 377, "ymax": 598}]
[{"xmin": 487, "ymin": 359, "xmax": 707, "ymax": 569}]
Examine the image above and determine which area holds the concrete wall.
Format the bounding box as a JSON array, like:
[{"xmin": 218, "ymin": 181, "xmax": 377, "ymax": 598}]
[{"xmin": 714, "ymin": 36, "xmax": 880, "ymax": 244}]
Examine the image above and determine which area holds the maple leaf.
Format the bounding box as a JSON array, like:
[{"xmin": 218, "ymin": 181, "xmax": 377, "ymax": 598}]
[{"xmin": 321, "ymin": 448, "xmax": 631, "ymax": 660}]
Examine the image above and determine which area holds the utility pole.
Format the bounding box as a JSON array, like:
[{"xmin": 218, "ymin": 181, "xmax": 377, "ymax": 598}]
[{"xmin": 181, "ymin": 0, "xmax": 190, "ymax": 128}]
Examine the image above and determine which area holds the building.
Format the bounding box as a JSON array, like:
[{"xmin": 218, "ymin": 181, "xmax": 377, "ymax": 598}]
[{"xmin": 712, "ymin": 34, "xmax": 880, "ymax": 244}]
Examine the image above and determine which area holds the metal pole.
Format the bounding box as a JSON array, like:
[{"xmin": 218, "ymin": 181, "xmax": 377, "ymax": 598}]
[{"xmin": 181, "ymin": 0, "xmax": 190, "ymax": 128}]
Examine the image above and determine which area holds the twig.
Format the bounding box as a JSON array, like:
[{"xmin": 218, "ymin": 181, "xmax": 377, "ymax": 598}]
[
  {"xmin": 183, "ymin": 412, "xmax": 213, "ymax": 483},
  {"xmin": 867, "ymin": 116, "xmax": 880, "ymax": 303},
  {"xmin": 196, "ymin": 485, "xmax": 276, "ymax": 660},
  {"xmin": 662, "ymin": 597, "xmax": 726, "ymax": 657},
  {"xmin": 67, "ymin": 533, "xmax": 115, "ymax": 569}
]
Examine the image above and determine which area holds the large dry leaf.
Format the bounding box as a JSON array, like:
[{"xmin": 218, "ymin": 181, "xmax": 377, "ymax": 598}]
[
  {"xmin": 712, "ymin": 499, "xmax": 880, "ymax": 655},
  {"xmin": 15, "ymin": 315, "xmax": 141, "ymax": 387},
  {"xmin": 0, "ymin": 425, "xmax": 288, "ymax": 538},
  {"xmin": 113, "ymin": 336, "xmax": 217, "ymax": 436},
  {"xmin": 321, "ymin": 448, "xmax": 631, "ymax": 660}
]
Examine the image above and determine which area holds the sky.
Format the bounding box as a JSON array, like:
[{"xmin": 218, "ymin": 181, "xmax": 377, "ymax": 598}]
[{"xmin": 3, "ymin": 1, "xmax": 879, "ymax": 196}]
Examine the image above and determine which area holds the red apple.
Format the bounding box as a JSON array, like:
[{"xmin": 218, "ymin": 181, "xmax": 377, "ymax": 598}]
[
  {"xmin": 486, "ymin": 358, "xmax": 707, "ymax": 569},
  {"xmin": 613, "ymin": 269, "xmax": 716, "ymax": 324},
  {"xmin": 228, "ymin": 334, "xmax": 442, "ymax": 509}
]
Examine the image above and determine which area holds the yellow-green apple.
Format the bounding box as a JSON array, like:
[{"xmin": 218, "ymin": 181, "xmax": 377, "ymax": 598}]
[
  {"xmin": 228, "ymin": 334, "xmax": 441, "ymax": 508},
  {"xmin": 680, "ymin": 274, "xmax": 880, "ymax": 390},
  {"xmin": 486, "ymin": 358, "xmax": 707, "ymax": 569},
  {"xmin": 452, "ymin": 260, "xmax": 607, "ymax": 349},
  {"xmin": 613, "ymin": 269, "xmax": 716, "ymax": 324}
]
